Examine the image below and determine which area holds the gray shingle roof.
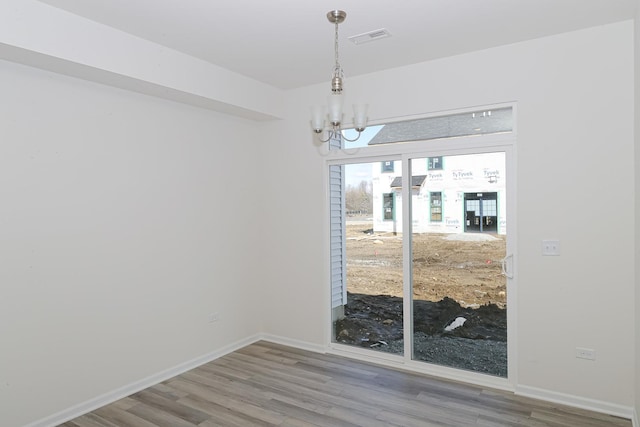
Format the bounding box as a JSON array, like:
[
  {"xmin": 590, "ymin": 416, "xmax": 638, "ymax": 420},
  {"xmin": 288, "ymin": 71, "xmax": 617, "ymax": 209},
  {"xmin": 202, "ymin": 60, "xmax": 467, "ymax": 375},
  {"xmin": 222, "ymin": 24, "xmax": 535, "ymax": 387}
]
[
  {"xmin": 368, "ymin": 107, "xmax": 512, "ymax": 145},
  {"xmin": 390, "ymin": 175, "xmax": 427, "ymax": 188}
]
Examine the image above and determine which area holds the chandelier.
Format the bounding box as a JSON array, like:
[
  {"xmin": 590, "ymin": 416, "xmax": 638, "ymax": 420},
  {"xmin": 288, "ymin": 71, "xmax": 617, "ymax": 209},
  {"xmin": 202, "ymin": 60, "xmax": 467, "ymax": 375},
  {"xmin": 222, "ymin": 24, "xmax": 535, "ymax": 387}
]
[{"xmin": 311, "ymin": 10, "xmax": 368, "ymax": 144}]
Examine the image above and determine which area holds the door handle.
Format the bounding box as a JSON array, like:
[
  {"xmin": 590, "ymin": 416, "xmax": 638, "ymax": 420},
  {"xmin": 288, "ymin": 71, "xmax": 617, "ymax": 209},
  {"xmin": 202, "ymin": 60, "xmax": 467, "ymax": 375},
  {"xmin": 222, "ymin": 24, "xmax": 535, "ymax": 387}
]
[{"xmin": 501, "ymin": 254, "xmax": 514, "ymax": 279}]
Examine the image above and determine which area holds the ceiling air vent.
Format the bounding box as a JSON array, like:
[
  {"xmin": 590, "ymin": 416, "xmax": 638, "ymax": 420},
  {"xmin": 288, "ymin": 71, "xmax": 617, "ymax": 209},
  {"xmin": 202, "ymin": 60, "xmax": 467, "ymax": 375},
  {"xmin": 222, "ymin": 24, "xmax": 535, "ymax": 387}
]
[{"xmin": 348, "ymin": 28, "xmax": 391, "ymax": 45}]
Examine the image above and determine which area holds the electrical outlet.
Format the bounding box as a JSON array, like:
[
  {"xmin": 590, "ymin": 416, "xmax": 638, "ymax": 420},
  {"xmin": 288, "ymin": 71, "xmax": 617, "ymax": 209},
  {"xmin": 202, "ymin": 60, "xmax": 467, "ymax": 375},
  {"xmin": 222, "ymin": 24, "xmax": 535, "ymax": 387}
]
[
  {"xmin": 542, "ymin": 239, "xmax": 560, "ymax": 256},
  {"xmin": 208, "ymin": 312, "xmax": 220, "ymax": 323},
  {"xmin": 576, "ymin": 347, "xmax": 596, "ymax": 360}
]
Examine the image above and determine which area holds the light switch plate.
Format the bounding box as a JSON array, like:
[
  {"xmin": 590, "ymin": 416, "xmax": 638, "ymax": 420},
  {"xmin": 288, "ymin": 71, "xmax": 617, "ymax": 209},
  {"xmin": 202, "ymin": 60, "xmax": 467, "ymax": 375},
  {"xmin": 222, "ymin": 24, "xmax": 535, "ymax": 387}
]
[
  {"xmin": 576, "ymin": 347, "xmax": 596, "ymax": 360},
  {"xmin": 542, "ymin": 239, "xmax": 560, "ymax": 256}
]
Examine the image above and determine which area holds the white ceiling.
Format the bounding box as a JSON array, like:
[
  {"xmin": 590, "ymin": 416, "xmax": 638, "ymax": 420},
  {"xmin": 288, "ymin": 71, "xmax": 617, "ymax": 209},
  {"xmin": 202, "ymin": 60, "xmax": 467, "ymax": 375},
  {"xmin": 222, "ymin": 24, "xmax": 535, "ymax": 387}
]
[{"xmin": 37, "ymin": 0, "xmax": 637, "ymax": 90}]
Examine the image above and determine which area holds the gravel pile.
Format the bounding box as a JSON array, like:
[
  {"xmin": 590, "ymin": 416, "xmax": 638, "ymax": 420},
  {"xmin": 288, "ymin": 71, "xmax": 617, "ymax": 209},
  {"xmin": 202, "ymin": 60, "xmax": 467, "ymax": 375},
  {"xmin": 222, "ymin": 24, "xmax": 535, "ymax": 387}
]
[
  {"xmin": 335, "ymin": 293, "xmax": 507, "ymax": 378},
  {"xmin": 380, "ymin": 334, "xmax": 507, "ymax": 377}
]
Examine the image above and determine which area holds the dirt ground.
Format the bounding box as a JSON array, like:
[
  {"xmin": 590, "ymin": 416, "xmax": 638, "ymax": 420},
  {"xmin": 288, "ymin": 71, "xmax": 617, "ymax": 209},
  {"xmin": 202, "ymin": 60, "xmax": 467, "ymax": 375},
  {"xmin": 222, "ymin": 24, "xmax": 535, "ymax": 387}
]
[
  {"xmin": 344, "ymin": 222, "xmax": 507, "ymax": 307},
  {"xmin": 334, "ymin": 221, "xmax": 508, "ymax": 377}
]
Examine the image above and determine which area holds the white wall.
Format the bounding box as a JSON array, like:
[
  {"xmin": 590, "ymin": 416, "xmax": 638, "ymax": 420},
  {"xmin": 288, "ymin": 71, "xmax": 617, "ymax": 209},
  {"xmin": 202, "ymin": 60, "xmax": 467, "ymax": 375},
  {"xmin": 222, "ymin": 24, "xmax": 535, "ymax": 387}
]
[
  {"xmin": 262, "ymin": 20, "xmax": 635, "ymax": 411},
  {"xmin": 0, "ymin": 0, "xmax": 283, "ymax": 121},
  {"xmin": 635, "ymin": 1, "xmax": 640, "ymax": 425},
  {"xmin": 0, "ymin": 60, "xmax": 262, "ymax": 427}
]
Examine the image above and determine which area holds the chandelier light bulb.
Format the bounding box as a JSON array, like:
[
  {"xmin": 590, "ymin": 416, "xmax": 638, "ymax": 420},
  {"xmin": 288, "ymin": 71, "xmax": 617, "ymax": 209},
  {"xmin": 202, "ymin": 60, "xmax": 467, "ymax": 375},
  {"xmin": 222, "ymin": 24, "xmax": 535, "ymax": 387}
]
[
  {"xmin": 311, "ymin": 106, "xmax": 325, "ymax": 132},
  {"xmin": 328, "ymin": 93, "xmax": 344, "ymax": 126},
  {"xmin": 353, "ymin": 104, "xmax": 369, "ymax": 131}
]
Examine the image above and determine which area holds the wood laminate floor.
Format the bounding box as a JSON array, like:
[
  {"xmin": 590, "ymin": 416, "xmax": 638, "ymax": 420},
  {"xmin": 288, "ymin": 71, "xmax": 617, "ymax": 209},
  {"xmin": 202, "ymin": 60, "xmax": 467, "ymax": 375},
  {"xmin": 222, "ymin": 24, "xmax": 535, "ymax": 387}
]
[{"xmin": 61, "ymin": 341, "xmax": 631, "ymax": 427}]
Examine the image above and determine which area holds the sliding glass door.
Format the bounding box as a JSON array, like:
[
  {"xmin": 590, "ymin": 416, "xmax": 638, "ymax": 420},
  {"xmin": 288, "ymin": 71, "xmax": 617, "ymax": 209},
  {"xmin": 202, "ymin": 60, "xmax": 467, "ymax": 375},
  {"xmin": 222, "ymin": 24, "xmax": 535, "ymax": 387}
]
[
  {"xmin": 328, "ymin": 106, "xmax": 514, "ymax": 380},
  {"xmin": 410, "ymin": 153, "xmax": 507, "ymax": 377}
]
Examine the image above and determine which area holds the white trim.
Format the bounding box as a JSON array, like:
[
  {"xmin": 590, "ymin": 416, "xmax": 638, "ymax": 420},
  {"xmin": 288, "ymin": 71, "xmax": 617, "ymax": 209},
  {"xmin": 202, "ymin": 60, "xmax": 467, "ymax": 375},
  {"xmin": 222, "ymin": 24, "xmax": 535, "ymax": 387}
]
[
  {"xmin": 403, "ymin": 357, "xmax": 513, "ymax": 393},
  {"xmin": 326, "ymin": 132, "xmax": 516, "ymax": 163},
  {"xmin": 401, "ymin": 155, "xmax": 413, "ymax": 360},
  {"xmin": 329, "ymin": 341, "xmax": 407, "ymax": 365},
  {"xmin": 324, "ymin": 129, "xmax": 518, "ymax": 386},
  {"xmin": 328, "ymin": 342, "xmax": 513, "ymax": 392},
  {"xmin": 24, "ymin": 334, "xmax": 262, "ymax": 427},
  {"xmin": 505, "ymin": 142, "xmax": 518, "ymax": 386},
  {"xmin": 23, "ymin": 334, "xmax": 635, "ymax": 426},
  {"xmin": 266, "ymin": 337, "xmax": 635, "ymax": 424},
  {"xmin": 322, "ymin": 151, "xmax": 331, "ymax": 347},
  {"xmin": 516, "ymin": 384, "xmax": 635, "ymax": 421},
  {"xmin": 260, "ymin": 333, "xmax": 327, "ymax": 354},
  {"xmin": 361, "ymin": 101, "xmax": 518, "ymax": 131}
]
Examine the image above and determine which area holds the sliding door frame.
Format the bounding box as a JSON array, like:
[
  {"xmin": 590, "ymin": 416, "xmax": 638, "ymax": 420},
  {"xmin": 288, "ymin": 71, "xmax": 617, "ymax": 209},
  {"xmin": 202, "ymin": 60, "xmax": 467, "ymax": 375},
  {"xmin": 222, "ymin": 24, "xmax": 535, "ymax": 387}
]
[{"xmin": 324, "ymin": 113, "xmax": 517, "ymax": 392}]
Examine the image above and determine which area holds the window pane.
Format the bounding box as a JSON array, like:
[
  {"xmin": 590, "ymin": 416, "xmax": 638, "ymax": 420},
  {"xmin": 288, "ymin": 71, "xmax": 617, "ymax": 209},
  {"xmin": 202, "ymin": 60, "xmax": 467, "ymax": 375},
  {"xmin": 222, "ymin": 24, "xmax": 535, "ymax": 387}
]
[
  {"xmin": 411, "ymin": 153, "xmax": 507, "ymax": 377},
  {"xmin": 368, "ymin": 107, "xmax": 512, "ymax": 146},
  {"xmin": 332, "ymin": 161, "xmax": 403, "ymax": 356},
  {"xmin": 430, "ymin": 192, "xmax": 442, "ymax": 222},
  {"xmin": 383, "ymin": 193, "xmax": 394, "ymax": 220},
  {"xmin": 428, "ymin": 157, "xmax": 443, "ymax": 170}
]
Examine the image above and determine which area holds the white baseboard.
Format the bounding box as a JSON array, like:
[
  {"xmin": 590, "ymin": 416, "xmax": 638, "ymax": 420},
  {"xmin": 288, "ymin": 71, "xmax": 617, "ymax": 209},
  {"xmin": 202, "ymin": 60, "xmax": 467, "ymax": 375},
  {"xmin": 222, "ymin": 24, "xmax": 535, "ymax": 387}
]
[
  {"xmin": 259, "ymin": 333, "xmax": 327, "ymax": 354},
  {"xmin": 24, "ymin": 334, "xmax": 637, "ymax": 427},
  {"xmin": 327, "ymin": 341, "xmax": 513, "ymax": 393},
  {"xmin": 25, "ymin": 334, "xmax": 262, "ymax": 427},
  {"xmin": 516, "ymin": 384, "xmax": 634, "ymax": 422},
  {"xmin": 264, "ymin": 337, "xmax": 636, "ymax": 424}
]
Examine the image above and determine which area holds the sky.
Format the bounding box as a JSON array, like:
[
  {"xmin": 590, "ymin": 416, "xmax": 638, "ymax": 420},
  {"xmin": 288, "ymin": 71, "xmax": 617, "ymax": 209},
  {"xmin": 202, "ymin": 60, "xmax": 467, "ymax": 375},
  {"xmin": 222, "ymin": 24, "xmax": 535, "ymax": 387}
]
[{"xmin": 343, "ymin": 125, "xmax": 384, "ymax": 188}]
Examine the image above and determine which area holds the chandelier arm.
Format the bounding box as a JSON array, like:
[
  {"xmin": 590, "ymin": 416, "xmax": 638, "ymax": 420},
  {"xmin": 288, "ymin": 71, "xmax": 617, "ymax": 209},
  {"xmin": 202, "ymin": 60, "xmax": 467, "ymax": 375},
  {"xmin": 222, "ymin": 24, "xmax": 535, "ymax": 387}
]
[
  {"xmin": 340, "ymin": 130, "xmax": 363, "ymax": 142},
  {"xmin": 314, "ymin": 130, "xmax": 335, "ymax": 143}
]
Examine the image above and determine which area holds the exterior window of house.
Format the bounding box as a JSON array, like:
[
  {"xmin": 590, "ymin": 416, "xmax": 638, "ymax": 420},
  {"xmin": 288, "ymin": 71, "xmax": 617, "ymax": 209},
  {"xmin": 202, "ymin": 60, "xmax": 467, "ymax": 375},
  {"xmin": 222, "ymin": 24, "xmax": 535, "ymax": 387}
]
[
  {"xmin": 383, "ymin": 193, "xmax": 394, "ymax": 220},
  {"xmin": 483, "ymin": 199, "xmax": 497, "ymax": 217},
  {"xmin": 366, "ymin": 107, "xmax": 513, "ymax": 146},
  {"xmin": 430, "ymin": 192, "xmax": 442, "ymax": 222},
  {"xmin": 381, "ymin": 161, "xmax": 394, "ymax": 173},
  {"xmin": 428, "ymin": 157, "xmax": 443, "ymax": 170}
]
